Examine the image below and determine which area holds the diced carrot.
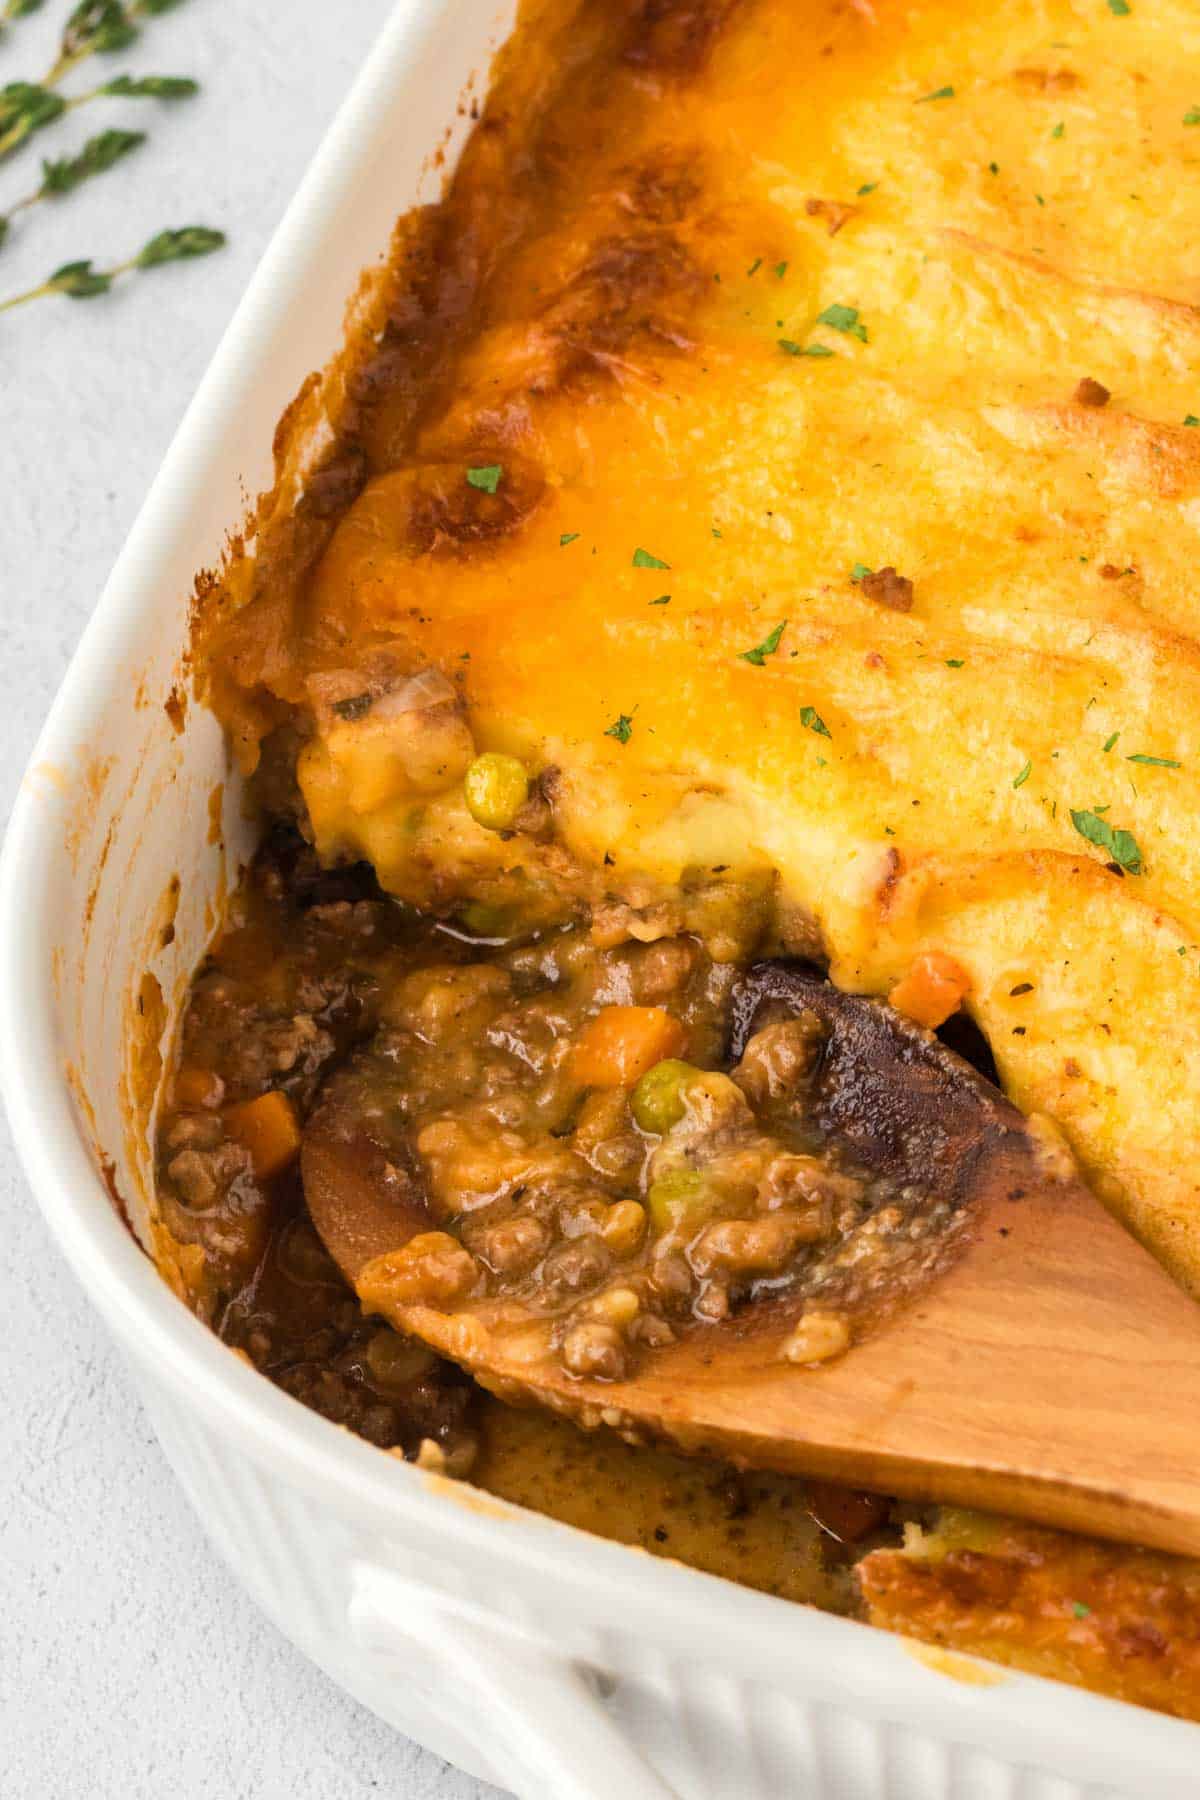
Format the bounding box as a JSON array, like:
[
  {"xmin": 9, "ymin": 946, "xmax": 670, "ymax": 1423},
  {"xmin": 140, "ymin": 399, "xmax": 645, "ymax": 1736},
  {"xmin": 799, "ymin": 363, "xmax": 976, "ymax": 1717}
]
[
  {"xmin": 804, "ymin": 1479, "xmax": 891, "ymax": 1546},
  {"xmin": 889, "ymin": 951, "xmax": 972, "ymax": 1030},
  {"xmin": 173, "ymin": 1066, "xmax": 224, "ymax": 1110},
  {"xmin": 571, "ymin": 1005, "xmax": 688, "ymax": 1088},
  {"xmin": 225, "ymin": 1090, "xmax": 302, "ymax": 1181}
]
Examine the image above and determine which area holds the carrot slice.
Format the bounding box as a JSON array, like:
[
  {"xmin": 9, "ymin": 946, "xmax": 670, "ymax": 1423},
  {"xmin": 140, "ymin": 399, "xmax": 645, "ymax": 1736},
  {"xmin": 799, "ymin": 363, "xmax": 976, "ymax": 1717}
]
[
  {"xmin": 571, "ymin": 1005, "xmax": 688, "ymax": 1088},
  {"xmin": 225, "ymin": 1090, "xmax": 302, "ymax": 1180},
  {"xmin": 173, "ymin": 1066, "xmax": 224, "ymax": 1110},
  {"xmin": 889, "ymin": 951, "xmax": 971, "ymax": 1030}
]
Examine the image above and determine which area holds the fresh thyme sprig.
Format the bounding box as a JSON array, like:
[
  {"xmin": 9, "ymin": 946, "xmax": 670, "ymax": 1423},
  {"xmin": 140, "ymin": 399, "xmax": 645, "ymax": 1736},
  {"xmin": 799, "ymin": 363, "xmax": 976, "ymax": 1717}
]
[
  {"xmin": 0, "ymin": 0, "xmax": 46, "ymax": 34},
  {"xmin": 0, "ymin": 71, "xmax": 196, "ymax": 159},
  {"xmin": 0, "ymin": 125, "xmax": 143, "ymax": 247},
  {"xmin": 0, "ymin": 82, "xmax": 61, "ymax": 157},
  {"xmin": 46, "ymin": 0, "xmax": 190, "ymax": 85},
  {"xmin": 0, "ymin": 222, "xmax": 224, "ymax": 311}
]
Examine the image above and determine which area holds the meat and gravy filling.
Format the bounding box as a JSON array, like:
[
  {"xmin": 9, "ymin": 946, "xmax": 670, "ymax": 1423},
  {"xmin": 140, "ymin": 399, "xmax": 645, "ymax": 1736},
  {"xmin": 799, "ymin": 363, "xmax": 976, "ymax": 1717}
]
[
  {"xmin": 162, "ymin": 824, "xmax": 965, "ymax": 1389},
  {"xmin": 311, "ymin": 912, "xmax": 965, "ymax": 1385}
]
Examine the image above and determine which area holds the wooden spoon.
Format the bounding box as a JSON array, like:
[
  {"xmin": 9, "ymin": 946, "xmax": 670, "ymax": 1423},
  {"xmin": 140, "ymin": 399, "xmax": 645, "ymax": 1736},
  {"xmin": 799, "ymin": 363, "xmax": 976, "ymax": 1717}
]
[{"xmin": 303, "ymin": 963, "xmax": 1200, "ymax": 1558}]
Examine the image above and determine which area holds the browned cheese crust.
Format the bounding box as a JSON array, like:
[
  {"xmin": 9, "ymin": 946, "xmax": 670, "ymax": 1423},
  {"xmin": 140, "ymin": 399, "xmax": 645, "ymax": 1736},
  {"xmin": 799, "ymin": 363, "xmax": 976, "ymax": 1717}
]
[{"xmin": 860, "ymin": 1509, "xmax": 1200, "ymax": 1721}]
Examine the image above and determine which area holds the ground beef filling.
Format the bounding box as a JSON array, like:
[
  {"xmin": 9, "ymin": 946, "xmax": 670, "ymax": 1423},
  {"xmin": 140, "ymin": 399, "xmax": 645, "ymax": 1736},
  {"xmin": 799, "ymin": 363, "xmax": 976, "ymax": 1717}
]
[
  {"xmin": 154, "ymin": 832, "xmax": 484, "ymax": 1470},
  {"xmin": 157, "ymin": 832, "xmax": 962, "ymax": 1396},
  {"xmin": 325, "ymin": 930, "xmax": 960, "ymax": 1384},
  {"xmin": 155, "ymin": 829, "xmax": 960, "ymax": 1423},
  {"xmin": 221, "ymin": 1176, "xmax": 480, "ymax": 1469}
]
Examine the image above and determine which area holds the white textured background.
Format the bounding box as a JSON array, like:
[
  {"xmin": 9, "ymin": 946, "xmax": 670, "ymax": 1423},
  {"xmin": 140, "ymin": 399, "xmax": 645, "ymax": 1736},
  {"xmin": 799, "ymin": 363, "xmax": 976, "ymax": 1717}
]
[{"xmin": 0, "ymin": 3, "xmax": 499, "ymax": 1795}]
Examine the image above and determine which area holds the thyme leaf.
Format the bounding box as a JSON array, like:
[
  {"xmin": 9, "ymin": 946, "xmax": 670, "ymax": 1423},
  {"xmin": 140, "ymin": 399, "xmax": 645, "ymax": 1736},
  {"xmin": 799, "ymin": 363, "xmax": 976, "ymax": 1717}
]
[
  {"xmin": 39, "ymin": 124, "xmax": 144, "ymax": 193},
  {"xmin": 0, "ymin": 221, "xmax": 224, "ymax": 311}
]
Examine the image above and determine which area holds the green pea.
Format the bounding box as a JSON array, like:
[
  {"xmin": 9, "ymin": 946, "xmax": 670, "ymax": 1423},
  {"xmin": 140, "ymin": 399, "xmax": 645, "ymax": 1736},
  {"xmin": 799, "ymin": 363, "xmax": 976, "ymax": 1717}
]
[
  {"xmin": 631, "ymin": 1058, "xmax": 700, "ymax": 1134},
  {"xmin": 464, "ymin": 752, "xmax": 529, "ymax": 831},
  {"xmin": 646, "ymin": 1166, "xmax": 723, "ymax": 1235},
  {"xmin": 458, "ymin": 899, "xmax": 513, "ymax": 939}
]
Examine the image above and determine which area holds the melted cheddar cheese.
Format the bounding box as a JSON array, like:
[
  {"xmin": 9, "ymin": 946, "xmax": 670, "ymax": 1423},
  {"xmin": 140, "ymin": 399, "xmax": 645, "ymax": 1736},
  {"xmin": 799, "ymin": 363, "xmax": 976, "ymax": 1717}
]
[{"xmin": 200, "ymin": 0, "xmax": 1200, "ymax": 1291}]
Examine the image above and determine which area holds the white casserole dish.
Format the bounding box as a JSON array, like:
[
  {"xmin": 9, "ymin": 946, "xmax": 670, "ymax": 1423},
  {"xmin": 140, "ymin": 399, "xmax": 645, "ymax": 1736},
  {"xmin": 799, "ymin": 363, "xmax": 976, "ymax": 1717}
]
[{"xmin": 1, "ymin": 4, "xmax": 1197, "ymax": 1794}]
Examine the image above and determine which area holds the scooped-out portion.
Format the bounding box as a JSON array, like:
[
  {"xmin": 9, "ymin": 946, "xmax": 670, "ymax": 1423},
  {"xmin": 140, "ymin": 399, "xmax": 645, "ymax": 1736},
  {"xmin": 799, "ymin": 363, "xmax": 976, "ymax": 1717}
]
[{"xmin": 303, "ymin": 922, "xmax": 994, "ymax": 1388}]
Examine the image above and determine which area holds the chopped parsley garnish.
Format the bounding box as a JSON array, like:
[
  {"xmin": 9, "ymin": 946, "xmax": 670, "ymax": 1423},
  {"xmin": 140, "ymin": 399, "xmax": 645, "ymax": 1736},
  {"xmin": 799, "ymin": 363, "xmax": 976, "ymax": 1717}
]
[
  {"xmin": 747, "ymin": 257, "xmax": 762, "ymax": 275},
  {"xmin": 605, "ymin": 713, "xmax": 634, "ymax": 744},
  {"xmin": 1013, "ymin": 759, "xmax": 1032, "ymax": 789},
  {"xmin": 1052, "ymin": 121, "xmax": 1065, "ymax": 138},
  {"xmin": 1070, "ymin": 807, "xmax": 1143, "ymax": 873},
  {"xmin": 779, "ymin": 338, "xmax": 834, "ymax": 357},
  {"xmin": 818, "ymin": 302, "xmax": 869, "ymax": 342},
  {"xmin": 466, "ymin": 464, "xmax": 503, "ymax": 494},
  {"xmin": 649, "ymin": 594, "xmax": 671, "ymax": 606},
  {"xmin": 560, "ymin": 532, "xmax": 580, "ymax": 547},
  {"xmin": 332, "ymin": 693, "xmax": 373, "ymax": 722},
  {"xmin": 774, "ymin": 260, "xmax": 789, "ymax": 279},
  {"xmin": 946, "ymin": 658, "xmax": 964, "ymax": 668},
  {"xmin": 850, "ymin": 562, "xmax": 874, "ymax": 581},
  {"xmin": 857, "ymin": 182, "xmax": 878, "ymax": 195},
  {"xmin": 1186, "ymin": 107, "xmax": 1200, "ymax": 126},
  {"xmin": 988, "ymin": 160, "xmax": 1000, "ymax": 174},
  {"xmin": 1186, "ymin": 415, "xmax": 1200, "ymax": 427},
  {"xmin": 1072, "ymin": 1601, "xmax": 1092, "ymax": 1619},
  {"xmin": 633, "ymin": 546, "xmax": 670, "ymax": 570},
  {"xmin": 1106, "ymin": 0, "xmax": 1129, "ymax": 13},
  {"xmin": 917, "ymin": 85, "xmax": 955, "ymax": 102},
  {"xmin": 1103, "ymin": 731, "xmax": 1120, "ymax": 752},
  {"xmin": 799, "ymin": 705, "xmax": 831, "ymax": 737},
  {"xmin": 739, "ymin": 620, "xmax": 788, "ymax": 666},
  {"xmin": 1127, "ymin": 752, "xmax": 1181, "ymax": 768},
  {"xmin": 1035, "ymin": 193, "xmax": 1046, "ymax": 206}
]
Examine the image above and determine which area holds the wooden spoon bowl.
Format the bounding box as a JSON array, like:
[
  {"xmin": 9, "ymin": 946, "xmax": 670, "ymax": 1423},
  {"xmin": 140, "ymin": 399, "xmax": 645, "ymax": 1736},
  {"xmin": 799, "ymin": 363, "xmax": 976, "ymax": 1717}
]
[{"xmin": 303, "ymin": 965, "xmax": 1200, "ymax": 1557}]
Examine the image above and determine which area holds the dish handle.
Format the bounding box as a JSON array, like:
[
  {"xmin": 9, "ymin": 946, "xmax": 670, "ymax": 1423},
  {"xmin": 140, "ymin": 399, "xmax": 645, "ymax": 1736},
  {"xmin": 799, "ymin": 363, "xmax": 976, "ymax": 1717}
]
[{"xmin": 348, "ymin": 1559, "xmax": 678, "ymax": 1800}]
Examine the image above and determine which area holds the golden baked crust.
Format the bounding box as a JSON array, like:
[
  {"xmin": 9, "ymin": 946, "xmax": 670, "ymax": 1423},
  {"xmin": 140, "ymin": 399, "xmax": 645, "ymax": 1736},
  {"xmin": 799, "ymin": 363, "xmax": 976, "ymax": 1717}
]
[
  {"xmin": 198, "ymin": 0, "xmax": 1200, "ymax": 1290},
  {"xmin": 859, "ymin": 1508, "xmax": 1200, "ymax": 1721}
]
